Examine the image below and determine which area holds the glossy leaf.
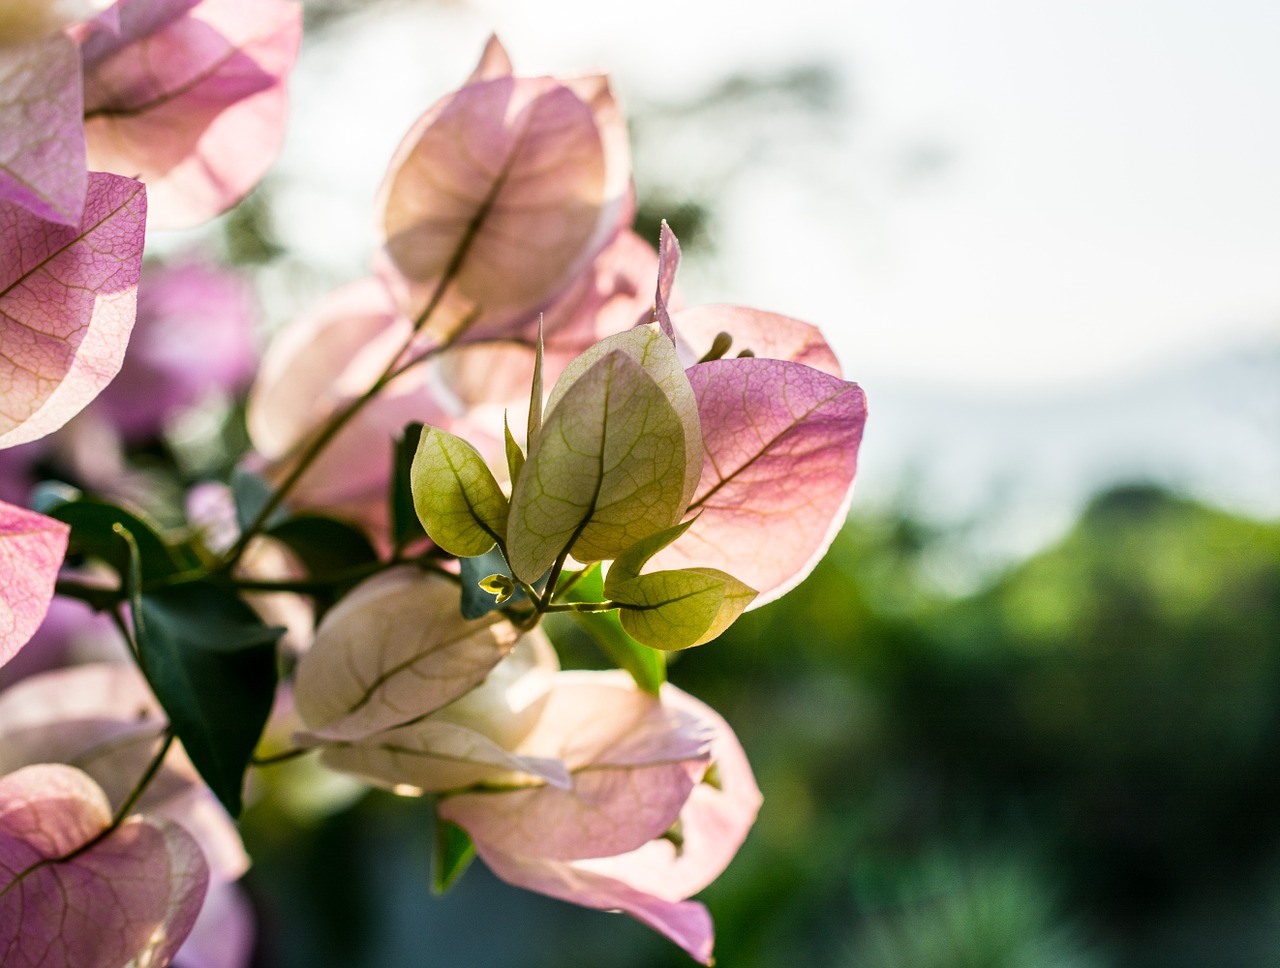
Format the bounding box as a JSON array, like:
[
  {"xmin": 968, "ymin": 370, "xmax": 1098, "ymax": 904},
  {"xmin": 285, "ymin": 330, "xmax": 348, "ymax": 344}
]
[
  {"xmin": 507, "ymin": 351, "xmax": 689, "ymax": 582},
  {"xmin": 0, "ymin": 172, "xmax": 146, "ymax": 449},
  {"xmin": 410, "ymin": 427, "xmax": 508, "ymax": 557},
  {"xmin": 265, "ymin": 514, "xmax": 379, "ymax": 579},
  {"xmin": 503, "ymin": 415, "xmax": 525, "ymax": 488},
  {"xmin": 608, "ymin": 568, "xmax": 756, "ymax": 651},
  {"xmin": 230, "ymin": 466, "xmax": 278, "ymax": 534},
  {"xmin": 377, "ymin": 68, "xmax": 611, "ymax": 339},
  {"xmin": 0, "ymin": 33, "xmax": 86, "ymax": 225},
  {"xmin": 0, "ymin": 502, "xmax": 69, "ymax": 668},
  {"xmin": 0, "ymin": 764, "xmax": 208, "ymax": 968},
  {"xmin": 50, "ymin": 496, "xmax": 180, "ymax": 584},
  {"xmin": 133, "ymin": 581, "xmax": 283, "ymax": 816},
  {"xmin": 389, "ymin": 421, "xmax": 427, "ymax": 552},
  {"xmin": 293, "ymin": 568, "xmax": 520, "ymax": 742},
  {"xmin": 652, "ymin": 358, "xmax": 867, "ymax": 606},
  {"xmin": 81, "ymin": 0, "xmax": 303, "ymax": 229},
  {"xmin": 526, "ymin": 316, "xmax": 545, "ymax": 444},
  {"xmin": 606, "ymin": 520, "xmax": 694, "ymax": 587}
]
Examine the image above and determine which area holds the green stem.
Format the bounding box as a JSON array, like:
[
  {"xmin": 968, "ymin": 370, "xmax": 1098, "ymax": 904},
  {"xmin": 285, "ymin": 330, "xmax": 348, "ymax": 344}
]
[
  {"xmin": 542, "ymin": 600, "xmax": 618, "ymax": 613},
  {"xmin": 219, "ymin": 270, "xmax": 474, "ymax": 573},
  {"xmin": 537, "ymin": 550, "xmax": 573, "ymax": 613},
  {"xmin": 55, "ymin": 577, "xmax": 121, "ymax": 610},
  {"xmin": 63, "ymin": 730, "xmax": 175, "ymax": 864},
  {"xmin": 250, "ymin": 746, "xmax": 314, "ymax": 767},
  {"xmin": 218, "ymin": 372, "xmax": 397, "ymax": 569}
]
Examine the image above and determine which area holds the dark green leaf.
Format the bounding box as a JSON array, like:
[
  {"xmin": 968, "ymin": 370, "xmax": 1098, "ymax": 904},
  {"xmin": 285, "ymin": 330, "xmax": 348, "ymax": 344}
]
[
  {"xmin": 432, "ymin": 815, "xmax": 476, "ymax": 895},
  {"xmin": 51, "ymin": 498, "xmax": 181, "ymax": 584},
  {"xmin": 231, "ymin": 467, "xmax": 285, "ymax": 534},
  {"xmin": 390, "ymin": 422, "xmax": 427, "ymax": 552},
  {"xmin": 131, "ymin": 581, "xmax": 283, "ymax": 816},
  {"xmin": 266, "ymin": 514, "xmax": 379, "ymax": 579}
]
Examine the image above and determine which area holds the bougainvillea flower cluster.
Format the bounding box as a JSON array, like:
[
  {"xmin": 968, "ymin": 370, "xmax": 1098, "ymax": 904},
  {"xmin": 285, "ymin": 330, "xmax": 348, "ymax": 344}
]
[{"xmin": 0, "ymin": 23, "xmax": 864, "ymax": 967}]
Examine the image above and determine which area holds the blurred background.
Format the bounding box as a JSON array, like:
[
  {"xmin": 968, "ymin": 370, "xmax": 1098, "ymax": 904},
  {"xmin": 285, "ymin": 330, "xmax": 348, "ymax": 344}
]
[{"xmin": 158, "ymin": 0, "xmax": 1278, "ymax": 964}]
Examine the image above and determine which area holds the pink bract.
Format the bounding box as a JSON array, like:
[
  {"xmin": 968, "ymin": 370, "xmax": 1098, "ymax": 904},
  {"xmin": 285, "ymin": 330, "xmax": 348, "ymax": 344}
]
[
  {"xmin": 434, "ymin": 229, "xmax": 660, "ymax": 446},
  {"xmin": 652, "ymin": 221, "xmax": 680, "ymax": 339},
  {"xmin": 0, "ymin": 763, "xmax": 208, "ymax": 968},
  {"xmin": 0, "ymin": 663, "xmax": 250, "ymax": 883},
  {"xmin": 376, "ymin": 38, "xmax": 630, "ymax": 343},
  {"xmin": 173, "ymin": 877, "xmax": 255, "ymax": 968},
  {"xmin": 441, "ymin": 674, "xmax": 759, "ymax": 964},
  {"xmin": 246, "ymin": 278, "xmax": 463, "ymax": 534},
  {"xmin": 0, "ymin": 503, "xmax": 70, "ymax": 670},
  {"xmin": 77, "ymin": 0, "xmax": 202, "ymax": 58},
  {"xmin": 672, "ymin": 304, "xmax": 843, "ymax": 376},
  {"xmin": 247, "ymin": 279, "xmax": 410, "ymax": 463},
  {"xmin": 0, "ymin": 171, "xmax": 146, "ymax": 449},
  {"xmin": 0, "ymin": 34, "xmax": 86, "ymax": 225},
  {"xmin": 81, "ymin": 0, "xmax": 302, "ymax": 229},
  {"xmin": 442, "ymin": 673, "xmax": 711, "ymax": 861},
  {"xmin": 653, "ymin": 357, "xmax": 867, "ymax": 606}
]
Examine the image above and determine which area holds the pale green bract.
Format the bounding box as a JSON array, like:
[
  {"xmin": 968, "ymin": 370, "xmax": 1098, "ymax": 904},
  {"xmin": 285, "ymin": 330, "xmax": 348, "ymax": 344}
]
[
  {"xmin": 543, "ymin": 325, "xmax": 703, "ymax": 511},
  {"xmin": 606, "ymin": 567, "xmax": 757, "ymax": 650},
  {"xmin": 604, "ymin": 521, "xmax": 757, "ymax": 650},
  {"xmin": 410, "ymin": 426, "xmax": 509, "ymax": 557},
  {"xmin": 507, "ymin": 348, "xmax": 694, "ymax": 583}
]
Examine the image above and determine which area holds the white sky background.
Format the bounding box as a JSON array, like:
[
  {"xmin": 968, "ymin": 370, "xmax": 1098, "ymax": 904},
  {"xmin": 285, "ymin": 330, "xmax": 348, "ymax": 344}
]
[
  {"xmin": 258, "ymin": 0, "xmax": 1279, "ymax": 562},
  {"xmin": 274, "ymin": 0, "xmax": 1280, "ymax": 392}
]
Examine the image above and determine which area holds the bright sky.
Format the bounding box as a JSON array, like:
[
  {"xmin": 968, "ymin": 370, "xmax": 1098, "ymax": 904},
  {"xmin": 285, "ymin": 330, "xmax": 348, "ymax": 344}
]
[{"xmin": 273, "ymin": 0, "xmax": 1280, "ymax": 393}]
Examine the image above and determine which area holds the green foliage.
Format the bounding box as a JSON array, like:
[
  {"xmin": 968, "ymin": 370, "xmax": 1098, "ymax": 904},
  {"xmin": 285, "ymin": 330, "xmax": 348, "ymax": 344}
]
[
  {"xmin": 411, "ymin": 427, "xmax": 508, "ymax": 558},
  {"xmin": 237, "ymin": 484, "xmax": 1280, "ymax": 968},
  {"xmin": 232, "ymin": 467, "xmax": 284, "ymax": 533},
  {"xmin": 131, "ymin": 580, "xmax": 284, "ymax": 816},
  {"xmin": 602, "ymin": 520, "xmax": 755, "ymax": 650},
  {"xmin": 432, "ymin": 816, "xmax": 476, "ymax": 895},
  {"xmin": 847, "ymin": 856, "xmax": 1104, "ymax": 968},
  {"xmin": 51, "ymin": 497, "xmax": 183, "ymax": 583},
  {"xmin": 507, "ymin": 350, "xmax": 690, "ymax": 582},
  {"xmin": 267, "ymin": 514, "xmax": 379, "ymax": 579},
  {"xmin": 389, "ymin": 422, "xmax": 427, "ymax": 552},
  {"xmin": 609, "ymin": 568, "xmax": 756, "ymax": 650}
]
